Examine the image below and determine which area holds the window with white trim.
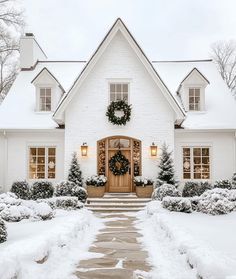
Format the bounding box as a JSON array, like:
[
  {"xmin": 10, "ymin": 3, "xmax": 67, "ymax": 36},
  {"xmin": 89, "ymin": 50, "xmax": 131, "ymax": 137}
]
[
  {"xmin": 110, "ymin": 83, "xmax": 128, "ymax": 103},
  {"xmin": 29, "ymin": 147, "xmax": 56, "ymax": 179},
  {"xmin": 183, "ymin": 147, "xmax": 210, "ymax": 179},
  {"xmin": 39, "ymin": 88, "xmax": 51, "ymax": 111},
  {"xmin": 189, "ymin": 88, "xmax": 200, "ymax": 111}
]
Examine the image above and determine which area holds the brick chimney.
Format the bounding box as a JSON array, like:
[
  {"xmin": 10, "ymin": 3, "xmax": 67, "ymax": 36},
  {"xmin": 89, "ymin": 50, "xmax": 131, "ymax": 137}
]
[{"xmin": 20, "ymin": 33, "xmax": 47, "ymax": 69}]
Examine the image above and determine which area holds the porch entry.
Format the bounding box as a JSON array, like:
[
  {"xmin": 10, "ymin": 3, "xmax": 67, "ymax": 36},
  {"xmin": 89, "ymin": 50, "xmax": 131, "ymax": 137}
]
[{"xmin": 97, "ymin": 136, "xmax": 141, "ymax": 193}]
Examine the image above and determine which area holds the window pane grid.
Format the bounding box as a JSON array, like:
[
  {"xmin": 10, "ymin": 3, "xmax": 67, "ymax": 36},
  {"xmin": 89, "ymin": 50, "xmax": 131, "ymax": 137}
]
[
  {"xmin": 40, "ymin": 88, "xmax": 51, "ymax": 111},
  {"xmin": 189, "ymin": 88, "xmax": 200, "ymax": 111},
  {"xmin": 29, "ymin": 147, "xmax": 56, "ymax": 179},
  {"xmin": 110, "ymin": 83, "xmax": 129, "ymax": 103},
  {"xmin": 183, "ymin": 147, "xmax": 210, "ymax": 180}
]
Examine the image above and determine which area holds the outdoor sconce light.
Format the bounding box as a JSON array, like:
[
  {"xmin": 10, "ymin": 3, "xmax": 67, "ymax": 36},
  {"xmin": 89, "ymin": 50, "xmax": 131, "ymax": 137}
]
[
  {"xmin": 150, "ymin": 142, "xmax": 158, "ymax": 156},
  {"xmin": 81, "ymin": 142, "xmax": 88, "ymax": 156}
]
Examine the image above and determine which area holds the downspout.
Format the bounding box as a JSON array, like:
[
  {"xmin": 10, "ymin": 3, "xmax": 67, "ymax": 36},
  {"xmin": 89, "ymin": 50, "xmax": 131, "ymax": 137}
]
[{"xmin": 3, "ymin": 130, "xmax": 8, "ymax": 192}]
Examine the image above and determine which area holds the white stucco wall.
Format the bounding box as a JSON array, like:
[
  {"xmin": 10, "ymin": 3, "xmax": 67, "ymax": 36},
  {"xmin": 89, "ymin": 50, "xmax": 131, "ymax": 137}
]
[
  {"xmin": 175, "ymin": 130, "xmax": 236, "ymax": 185},
  {"xmin": 0, "ymin": 130, "xmax": 65, "ymax": 192},
  {"xmin": 64, "ymin": 31, "xmax": 176, "ymax": 179}
]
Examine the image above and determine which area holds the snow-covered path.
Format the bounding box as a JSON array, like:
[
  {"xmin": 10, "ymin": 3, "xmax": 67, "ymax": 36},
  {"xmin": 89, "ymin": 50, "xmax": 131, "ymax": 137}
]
[
  {"xmin": 0, "ymin": 209, "xmax": 103, "ymax": 279},
  {"xmin": 136, "ymin": 208, "xmax": 197, "ymax": 279}
]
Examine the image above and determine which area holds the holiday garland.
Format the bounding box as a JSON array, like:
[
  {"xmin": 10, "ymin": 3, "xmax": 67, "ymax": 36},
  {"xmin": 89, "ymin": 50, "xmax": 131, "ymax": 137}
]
[
  {"xmin": 109, "ymin": 150, "xmax": 130, "ymax": 176},
  {"xmin": 106, "ymin": 100, "xmax": 132, "ymax": 126}
]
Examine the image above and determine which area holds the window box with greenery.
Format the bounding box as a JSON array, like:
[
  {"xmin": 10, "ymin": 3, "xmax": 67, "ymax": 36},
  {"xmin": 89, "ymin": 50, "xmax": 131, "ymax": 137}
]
[
  {"xmin": 134, "ymin": 176, "xmax": 154, "ymax": 198},
  {"xmin": 86, "ymin": 175, "xmax": 107, "ymax": 198}
]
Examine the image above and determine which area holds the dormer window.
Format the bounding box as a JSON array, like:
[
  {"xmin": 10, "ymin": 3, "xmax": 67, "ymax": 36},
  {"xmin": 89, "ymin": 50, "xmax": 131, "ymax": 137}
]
[
  {"xmin": 110, "ymin": 83, "xmax": 129, "ymax": 103},
  {"xmin": 39, "ymin": 88, "xmax": 51, "ymax": 111},
  {"xmin": 189, "ymin": 88, "xmax": 200, "ymax": 111}
]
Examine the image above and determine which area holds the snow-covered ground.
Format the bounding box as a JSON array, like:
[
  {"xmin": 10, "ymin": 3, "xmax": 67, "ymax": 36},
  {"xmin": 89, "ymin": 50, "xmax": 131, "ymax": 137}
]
[
  {"xmin": 0, "ymin": 208, "xmax": 104, "ymax": 279},
  {"xmin": 137, "ymin": 201, "xmax": 236, "ymax": 279}
]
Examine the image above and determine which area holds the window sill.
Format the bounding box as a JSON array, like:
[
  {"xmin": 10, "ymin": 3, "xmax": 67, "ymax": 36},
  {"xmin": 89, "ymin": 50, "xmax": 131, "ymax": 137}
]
[
  {"xmin": 187, "ymin": 111, "xmax": 206, "ymax": 114},
  {"xmin": 35, "ymin": 111, "xmax": 53, "ymax": 114}
]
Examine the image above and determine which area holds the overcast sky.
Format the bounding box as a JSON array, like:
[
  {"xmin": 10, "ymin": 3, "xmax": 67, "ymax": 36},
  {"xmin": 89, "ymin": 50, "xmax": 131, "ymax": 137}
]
[{"xmin": 21, "ymin": 0, "xmax": 236, "ymax": 61}]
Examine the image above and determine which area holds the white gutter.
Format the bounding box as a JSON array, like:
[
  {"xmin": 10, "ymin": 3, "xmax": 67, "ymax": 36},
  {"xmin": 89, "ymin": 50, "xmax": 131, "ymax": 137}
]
[{"xmin": 3, "ymin": 130, "xmax": 8, "ymax": 192}]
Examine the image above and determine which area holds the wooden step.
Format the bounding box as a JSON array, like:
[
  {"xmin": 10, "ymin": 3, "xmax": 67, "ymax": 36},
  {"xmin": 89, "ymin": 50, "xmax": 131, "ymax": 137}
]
[{"xmin": 86, "ymin": 203, "xmax": 146, "ymax": 208}]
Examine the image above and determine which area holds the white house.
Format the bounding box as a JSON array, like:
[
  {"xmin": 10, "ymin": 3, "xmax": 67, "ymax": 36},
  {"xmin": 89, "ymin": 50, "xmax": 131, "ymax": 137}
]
[{"xmin": 0, "ymin": 18, "xmax": 236, "ymax": 193}]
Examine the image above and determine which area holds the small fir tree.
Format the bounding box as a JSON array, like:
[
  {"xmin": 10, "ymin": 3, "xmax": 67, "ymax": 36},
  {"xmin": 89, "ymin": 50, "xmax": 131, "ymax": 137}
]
[
  {"xmin": 68, "ymin": 152, "xmax": 83, "ymax": 187},
  {"xmin": 157, "ymin": 143, "xmax": 176, "ymax": 185}
]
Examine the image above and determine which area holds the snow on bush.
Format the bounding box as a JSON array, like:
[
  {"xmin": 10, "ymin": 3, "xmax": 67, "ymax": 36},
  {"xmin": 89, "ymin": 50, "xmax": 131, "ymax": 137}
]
[
  {"xmin": 71, "ymin": 186, "xmax": 88, "ymax": 203},
  {"xmin": 182, "ymin": 181, "xmax": 212, "ymax": 197},
  {"xmin": 31, "ymin": 181, "xmax": 54, "ymax": 199},
  {"xmin": 55, "ymin": 180, "xmax": 76, "ymax": 196},
  {"xmin": 0, "ymin": 218, "xmax": 7, "ymax": 243},
  {"xmin": 162, "ymin": 197, "xmax": 192, "ymax": 213},
  {"xmin": 133, "ymin": 176, "xmax": 153, "ymax": 186},
  {"xmin": 0, "ymin": 192, "xmax": 21, "ymax": 206},
  {"xmin": 197, "ymin": 189, "xmax": 235, "ymax": 215},
  {"xmin": 38, "ymin": 196, "xmax": 83, "ymax": 210},
  {"xmin": 152, "ymin": 183, "xmax": 181, "ymax": 201},
  {"xmin": 155, "ymin": 178, "xmax": 164, "ymax": 188},
  {"xmin": 190, "ymin": 196, "xmax": 200, "ymax": 211},
  {"xmin": 10, "ymin": 180, "xmax": 31, "ymax": 200},
  {"xmin": 0, "ymin": 193, "xmax": 54, "ymax": 221},
  {"xmin": 55, "ymin": 180, "xmax": 87, "ymax": 203},
  {"xmin": 86, "ymin": 175, "xmax": 107, "ymax": 186},
  {"xmin": 232, "ymin": 173, "xmax": 236, "ymax": 189},
  {"xmin": 23, "ymin": 200, "xmax": 54, "ymax": 220},
  {"xmin": 0, "ymin": 205, "xmax": 32, "ymax": 222},
  {"xmin": 214, "ymin": 179, "xmax": 232, "ymax": 190}
]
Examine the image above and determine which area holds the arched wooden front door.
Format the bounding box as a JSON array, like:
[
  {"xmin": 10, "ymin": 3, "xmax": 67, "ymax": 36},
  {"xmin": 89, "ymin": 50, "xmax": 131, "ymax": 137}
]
[{"xmin": 97, "ymin": 136, "xmax": 141, "ymax": 193}]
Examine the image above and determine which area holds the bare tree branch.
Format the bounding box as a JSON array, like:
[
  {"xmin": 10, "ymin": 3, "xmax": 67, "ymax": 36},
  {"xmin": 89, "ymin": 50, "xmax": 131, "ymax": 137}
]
[
  {"xmin": 211, "ymin": 40, "xmax": 236, "ymax": 97},
  {"xmin": 0, "ymin": 0, "xmax": 24, "ymax": 103}
]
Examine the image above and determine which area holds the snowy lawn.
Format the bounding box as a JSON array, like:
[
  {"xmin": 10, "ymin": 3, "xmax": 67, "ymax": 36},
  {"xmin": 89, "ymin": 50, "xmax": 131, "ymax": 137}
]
[
  {"xmin": 0, "ymin": 208, "xmax": 104, "ymax": 279},
  {"xmin": 137, "ymin": 201, "xmax": 236, "ymax": 279}
]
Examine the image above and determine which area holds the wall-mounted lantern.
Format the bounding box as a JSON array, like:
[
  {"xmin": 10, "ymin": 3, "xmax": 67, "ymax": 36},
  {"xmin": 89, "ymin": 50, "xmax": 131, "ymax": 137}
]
[
  {"xmin": 150, "ymin": 142, "xmax": 158, "ymax": 156},
  {"xmin": 81, "ymin": 142, "xmax": 88, "ymax": 156}
]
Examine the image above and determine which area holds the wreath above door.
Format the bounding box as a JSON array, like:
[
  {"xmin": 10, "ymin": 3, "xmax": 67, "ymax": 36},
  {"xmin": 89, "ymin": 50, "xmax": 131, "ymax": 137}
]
[{"xmin": 106, "ymin": 100, "xmax": 132, "ymax": 126}]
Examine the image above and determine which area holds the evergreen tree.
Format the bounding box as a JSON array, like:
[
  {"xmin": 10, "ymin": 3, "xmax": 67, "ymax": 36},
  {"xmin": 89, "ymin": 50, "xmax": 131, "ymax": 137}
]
[
  {"xmin": 68, "ymin": 152, "xmax": 83, "ymax": 187},
  {"xmin": 157, "ymin": 143, "xmax": 176, "ymax": 185},
  {"xmin": 232, "ymin": 173, "xmax": 236, "ymax": 188}
]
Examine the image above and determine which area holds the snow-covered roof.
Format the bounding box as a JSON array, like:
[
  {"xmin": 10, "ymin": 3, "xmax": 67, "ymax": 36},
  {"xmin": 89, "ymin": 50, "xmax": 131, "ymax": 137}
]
[
  {"xmin": 0, "ymin": 61, "xmax": 85, "ymax": 129},
  {"xmin": 153, "ymin": 60, "xmax": 236, "ymax": 129},
  {"xmin": 0, "ymin": 59, "xmax": 235, "ymax": 130}
]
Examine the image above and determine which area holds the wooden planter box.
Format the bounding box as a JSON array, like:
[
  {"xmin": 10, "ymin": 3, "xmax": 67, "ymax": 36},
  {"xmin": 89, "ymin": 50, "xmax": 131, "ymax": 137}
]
[
  {"xmin": 135, "ymin": 185, "xmax": 153, "ymax": 198},
  {"xmin": 86, "ymin": 185, "xmax": 105, "ymax": 198}
]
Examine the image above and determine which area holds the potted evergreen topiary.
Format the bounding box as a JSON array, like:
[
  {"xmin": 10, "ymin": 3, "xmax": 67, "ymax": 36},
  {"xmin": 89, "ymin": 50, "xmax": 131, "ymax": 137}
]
[
  {"xmin": 86, "ymin": 175, "xmax": 107, "ymax": 198},
  {"xmin": 134, "ymin": 176, "xmax": 154, "ymax": 198}
]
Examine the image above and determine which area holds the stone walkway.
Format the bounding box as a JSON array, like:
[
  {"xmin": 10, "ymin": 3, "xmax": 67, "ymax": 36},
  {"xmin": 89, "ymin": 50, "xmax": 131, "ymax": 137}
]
[{"xmin": 75, "ymin": 212, "xmax": 152, "ymax": 279}]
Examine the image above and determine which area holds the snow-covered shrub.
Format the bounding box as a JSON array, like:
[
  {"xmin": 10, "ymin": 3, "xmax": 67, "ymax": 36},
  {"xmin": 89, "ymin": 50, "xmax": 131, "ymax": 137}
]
[
  {"xmin": 71, "ymin": 186, "xmax": 88, "ymax": 203},
  {"xmin": 214, "ymin": 180, "xmax": 232, "ymax": 190},
  {"xmin": 229, "ymin": 190, "xmax": 236, "ymax": 202},
  {"xmin": 31, "ymin": 181, "xmax": 54, "ymax": 199},
  {"xmin": 134, "ymin": 176, "xmax": 154, "ymax": 186},
  {"xmin": 198, "ymin": 189, "xmax": 235, "ymax": 215},
  {"xmin": 0, "ymin": 218, "xmax": 7, "ymax": 243},
  {"xmin": 39, "ymin": 196, "xmax": 83, "ymax": 210},
  {"xmin": 232, "ymin": 173, "xmax": 236, "ymax": 189},
  {"xmin": 0, "ymin": 205, "xmax": 32, "ymax": 222},
  {"xmin": 162, "ymin": 197, "xmax": 192, "ymax": 213},
  {"xmin": 182, "ymin": 181, "xmax": 212, "ymax": 197},
  {"xmin": 152, "ymin": 183, "xmax": 181, "ymax": 201},
  {"xmin": 55, "ymin": 180, "xmax": 76, "ymax": 196},
  {"xmin": 86, "ymin": 175, "xmax": 107, "ymax": 186},
  {"xmin": 32, "ymin": 202, "xmax": 54, "ymax": 220},
  {"xmin": 155, "ymin": 178, "xmax": 164, "ymax": 188},
  {"xmin": 0, "ymin": 192, "xmax": 21, "ymax": 206},
  {"xmin": 10, "ymin": 180, "xmax": 31, "ymax": 200},
  {"xmin": 190, "ymin": 196, "xmax": 200, "ymax": 211}
]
